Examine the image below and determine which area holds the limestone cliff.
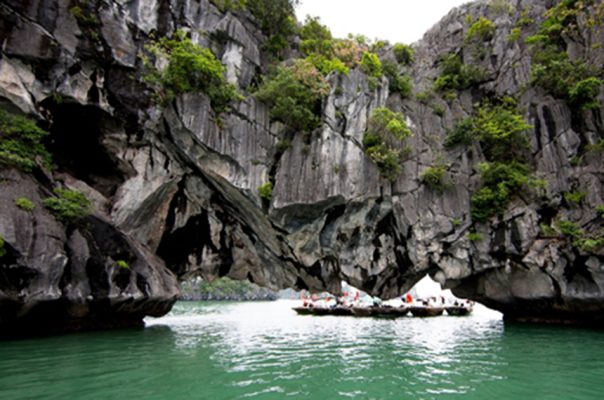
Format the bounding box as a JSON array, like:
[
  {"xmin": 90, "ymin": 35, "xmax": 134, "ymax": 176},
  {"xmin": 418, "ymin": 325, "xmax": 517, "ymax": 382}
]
[{"xmin": 1, "ymin": 0, "xmax": 603, "ymax": 331}]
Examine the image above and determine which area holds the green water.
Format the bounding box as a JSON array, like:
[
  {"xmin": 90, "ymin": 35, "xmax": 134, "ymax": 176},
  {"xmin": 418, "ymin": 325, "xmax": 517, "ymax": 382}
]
[{"xmin": 1, "ymin": 301, "xmax": 603, "ymax": 399}]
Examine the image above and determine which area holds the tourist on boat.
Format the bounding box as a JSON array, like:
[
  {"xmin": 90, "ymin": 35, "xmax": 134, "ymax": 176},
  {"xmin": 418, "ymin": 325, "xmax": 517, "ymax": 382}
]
[{"xmin": 405, "ymin": 293, "xmax": 413, "ymax": 303}]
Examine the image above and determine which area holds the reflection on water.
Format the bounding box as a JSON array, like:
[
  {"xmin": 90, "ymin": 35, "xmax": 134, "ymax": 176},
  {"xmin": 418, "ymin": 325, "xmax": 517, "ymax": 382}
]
[{"xmin": 0, "ymin": 301, "xmax": 603, "ymax": 399}]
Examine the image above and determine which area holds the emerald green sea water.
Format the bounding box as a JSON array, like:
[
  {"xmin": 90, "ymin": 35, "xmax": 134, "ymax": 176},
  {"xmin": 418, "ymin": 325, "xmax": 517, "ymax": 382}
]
[{"xmin": 1, "ymin": 301, "xmax": 603, "ymax": 399}]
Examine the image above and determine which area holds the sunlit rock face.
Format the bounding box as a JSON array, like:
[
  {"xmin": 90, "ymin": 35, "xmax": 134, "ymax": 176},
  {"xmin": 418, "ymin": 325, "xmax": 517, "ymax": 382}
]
[{"xmin": 1, "ymin": 0, "xmax": 604, "ymax": 329}]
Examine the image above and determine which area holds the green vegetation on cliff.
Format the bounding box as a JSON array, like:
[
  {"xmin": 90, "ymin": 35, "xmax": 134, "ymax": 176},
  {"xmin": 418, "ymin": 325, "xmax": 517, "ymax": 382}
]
[
  {"xmin": 258, "ymin": 182, "xmax": 273, "ymax": 201},
  {"xmin": 43, "ymin": 188, "xmax": 92, "ymax": 224},
  {"xmin": 420, "ymin": 163, "xmax": 448, "ymax": 193},
  {"xmin": 466, "ymin": 16, "xmax": 496, "ymax": 42},
  {"xmin": 15, "ymin": 197, "xmax": 35, "ymax": 211},
  {"xmin": 360, "ymin": 51, "xmax": 383, "ymax": 78},
  {"xmin": 256, "ymin": 59, "xmax": 330, "ymax": 131},
  {"xmin": 247, "ymin": 0, "xmax": 299, "ymax": 56},
  {"xmin": 526, "ymin": 0, "xmax": 603, "ymax": 110},
  {"xmin": 0, "ymin": 110, "xmax": 52, "ymax": 172},
  {"xmin": 471, "ymin": 161, "xmax": 538, "ymax": 222},
  {"xmin": 382, "ymin": 60, "xmax": 412, "ymax": 98},
  {"xmin": 433, "ymin": 53, "xmax": 486, "ymax": 94},
  {"xmin": 299, "ymin": 17, "xmax": 349, "ymax": 75},
  {"xmin": 363, "ymin": 108, "xmax": 412, "ymax": 181},
  {"xmin": 446, "ymin": 98, "xmax": 542, "ymax": 222},
  {"xmin": 392, "ymin": 43, "xmax": 414, "ymax": 65},
  {"xmin": 210, "ymin": 0, "xmax": 299, "ymax": 56},
  {"xmin": 143, "ymin": 30, "xmax": 241, "ymax": 112}
]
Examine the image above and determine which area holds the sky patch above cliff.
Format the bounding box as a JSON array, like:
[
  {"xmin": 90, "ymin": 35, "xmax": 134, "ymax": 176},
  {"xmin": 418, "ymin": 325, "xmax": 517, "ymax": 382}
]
[{"xmin": 296, "ymin": 0, "xmax": 470, "ymax": 43}]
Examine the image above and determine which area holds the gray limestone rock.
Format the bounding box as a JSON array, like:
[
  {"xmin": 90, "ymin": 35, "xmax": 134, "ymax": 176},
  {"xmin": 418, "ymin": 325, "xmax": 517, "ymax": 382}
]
[
  {"xmin": 0, "ymin": 169, "xmax": 179, "ymax": 336},
  {"xmin": 1, "ymin": 0, "xmax": 604, "ymax": 330}
]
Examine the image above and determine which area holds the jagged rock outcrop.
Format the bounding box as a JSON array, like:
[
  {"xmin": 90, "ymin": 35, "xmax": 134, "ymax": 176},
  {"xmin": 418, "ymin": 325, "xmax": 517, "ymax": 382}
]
[
  {"xmin": 0, "ymin": 168, "xmax": 178, "ymax": 336},
  {"xmin": 1, "ymin": 0, "xmax": 604, "ymax": 330}
]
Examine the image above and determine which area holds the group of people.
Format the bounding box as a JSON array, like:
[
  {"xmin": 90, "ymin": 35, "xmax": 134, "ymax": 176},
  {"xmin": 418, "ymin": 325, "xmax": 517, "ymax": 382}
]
[{"xmin": 300, "ymin": 291, "xmax": 474, "ymax": 309}]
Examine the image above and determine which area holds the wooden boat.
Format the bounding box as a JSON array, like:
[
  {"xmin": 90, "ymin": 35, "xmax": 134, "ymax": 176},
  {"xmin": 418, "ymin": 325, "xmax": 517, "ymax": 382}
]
[
  {"xmin": 351, "ymin": 306, "xmax": 408, "ymax": 318},
  {"xmin": 445, "ymin": 306, "xmax": 473, "ymax": 316},
  {"xmin": 293, "ymin": 306, "xmax": 313, "ymax": 315},
  {"xmin": 331, "ymin": 306, "xmax": 354, "ymax": 316},
  {"xmin": 309, "ymin": 307, "xmax": 331, "ymax": 316},
  {"xmin": 292, "ymin": 306, "xmax": 353, "ymax": 316},
  {"xmin": 373, "ymin": 306, "xmax": 409, "ymax": 318},
  {"xmin": 351, "ymin": 307, "xmax": 374, "ymax": 317},
  {"xmin": 391, "ymin": 307, "xmax": 409, "ymax": 317},
  {"xmin": 409, "ymin": 306, "xmax": 444, "ymax": 317}
]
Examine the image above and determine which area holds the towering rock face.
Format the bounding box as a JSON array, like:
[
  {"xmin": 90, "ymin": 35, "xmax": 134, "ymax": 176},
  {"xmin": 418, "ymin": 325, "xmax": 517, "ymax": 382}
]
[{"xmin": 0, "ymin": 0, "xmax": 603, "ymax": 330}]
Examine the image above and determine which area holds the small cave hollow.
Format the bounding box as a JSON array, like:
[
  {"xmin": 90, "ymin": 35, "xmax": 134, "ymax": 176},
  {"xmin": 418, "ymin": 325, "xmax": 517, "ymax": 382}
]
[
  {"xmin": 157, "ymin": 213, "xmax": 215, "ymax": 277},
  {"xmin": 42, "ymin": 100, "xmax": 128, "ymax": 197}
]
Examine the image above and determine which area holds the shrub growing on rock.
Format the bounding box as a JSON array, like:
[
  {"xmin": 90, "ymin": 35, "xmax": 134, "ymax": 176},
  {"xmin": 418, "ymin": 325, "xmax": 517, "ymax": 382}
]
[
  {"xmin": 470, "ymin": 161, "xmax": 532, "ymax": 222},
  {"xmin": 556, "ymin": 220, "xmax": 583, "ymax": 238},
  {"xmin": 246, "ymin": 0, "xmax": 299, "ymax": 56},
  {"xmin": 305, "ymin": 54, "xmax": 349, "ymax": 75},
  {"xmin": 360, "ymin": 52, "xmax": 383, "ymax": 78},
  {"xmin": 448, "ymin": 98, "xmax": 541, "ymax": 222},
  {"xmin": 298, "ymin": 17, "xmax": 350, "ymax": 75},
  {"xmin": 333, "ymin": 38, "xmax": 367, "ymax": 68},
  {"xmin": 0, "ymin": 110, "xmax": 52, "ymax": 172},
  {"xmin": 15, "ymin": 197, "xmax": 35, "ymax": 211},
  {"xmin": 467, "ymin": 231, "xmax": 483, "ymax": 241},
  {"xmin": 258, "ymin": 182, "xmax": 273, "ymax": 201},
  {"xmin": 392, "ymin": 43, "xmax": 414, "ymax": 65},
  {"xmin": 255, "ymin": 59, "xmax": 330, "ymax": 131},
  {"xmin": 43, "ymin": 188, "xmax": 91, "ymax": 224},
  {"xmin": 466, "ymin": 17, "xmax": 496, "ymax": 42},
  {"xmin": 363, "ymin": 108, "xmax": 412, "ymax": 181},
  {"xmin": 444, "ymin": 117, "xmax": 474, "ymax": 148},
  {"xmin": 208, "ymin": 0, "xmax": 298, "ymax": 56},
  {"xmin": 420, "ymin": 164, "xmax": 448, "ymax": 193},
  {"xmin": 472, "ymin": 98, "xmax": 532, "ymax": 161},
  {"xmin": 209, "ymin": 0, "xmax": 246, "ymax": 12},
  {"xmin": 382, "ymin": 60, "xmax": 412, "ymax": 98},
  {"xmin": 569, "ymin": 77, "xmax": 603, "ymax": 110},
  {"xmin": 299, "ymin": 16, "xmax": 333, "ymax": 57},
  {"xmin": 526, "ymin": 0, "xmax": 603, "ymax": 109},
  {"xmin": 143, "ymin": 30, "xmax": 241, "ymax": 112},
  {"xmin": 564, "ymin": 191, "xmax": 587, "ymax": 205},
  {"xmin": 446, "ymin": 98, "xmax": 532, "ymax": 159},
  {"xmin": 433, "ymin": 53, "xmax": 486, "ymax": 93}
]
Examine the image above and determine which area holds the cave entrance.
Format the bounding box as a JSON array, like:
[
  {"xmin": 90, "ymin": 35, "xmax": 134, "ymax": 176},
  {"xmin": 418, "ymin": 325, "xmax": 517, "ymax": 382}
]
[{"xmin": 42, "ymin": 99, "xmax": 129, "ymax": 197}]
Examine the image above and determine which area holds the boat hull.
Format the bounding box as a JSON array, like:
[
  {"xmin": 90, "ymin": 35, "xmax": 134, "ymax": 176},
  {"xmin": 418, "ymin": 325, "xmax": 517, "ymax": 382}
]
[
  {"xmin": 292, "ymin": 307, "xmax": 313, "ymax": 315},
  {"xmin": 351, "ymin": 306, "xmax": 409, "ymax": 318},
  {"xmin": 292, "ymin": 306, "xmax": 353, "ymax": 316},
  {"xmin": 409, "ymin": 306, "xmax": 444, "ymax": 317},
  {"xmin": 351, "ymin": 307, "xmax": 374, "ymax": 317},
  {"xmin": 445, "ymin": 306, "xmax": 472, "ymax": 316}
]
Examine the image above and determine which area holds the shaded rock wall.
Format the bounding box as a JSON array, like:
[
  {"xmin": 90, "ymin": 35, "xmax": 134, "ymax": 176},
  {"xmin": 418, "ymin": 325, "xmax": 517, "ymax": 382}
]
[
  {"xmin": 0, "ymin": 169, "xmax": 178, "ymax": 336},
  {"xmin": 1, "ymin": 0, "xmax": 604, "ymax": 328}
]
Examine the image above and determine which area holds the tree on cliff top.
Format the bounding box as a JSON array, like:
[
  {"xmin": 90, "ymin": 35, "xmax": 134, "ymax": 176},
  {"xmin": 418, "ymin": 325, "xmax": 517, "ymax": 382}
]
[{"xmin": 247, "ymin": 0, "xmax": 299, "ymax": 56}]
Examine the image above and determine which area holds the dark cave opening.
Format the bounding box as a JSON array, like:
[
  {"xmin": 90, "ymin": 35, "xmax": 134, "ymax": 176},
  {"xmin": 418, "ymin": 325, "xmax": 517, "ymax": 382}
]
[
  {"xmin": 157, "ymin": 212, "xmax": 215, "ymax": 277},
  {"xmin": 42, "ymin": 100, "xmax": 128, "ymax": 197}
]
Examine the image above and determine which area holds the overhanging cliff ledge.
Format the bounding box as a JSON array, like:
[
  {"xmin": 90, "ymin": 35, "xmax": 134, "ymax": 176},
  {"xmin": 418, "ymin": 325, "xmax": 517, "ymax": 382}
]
[{"xmin": 1, "ymin": 0, "xmax": 603, "ymax": 332}]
